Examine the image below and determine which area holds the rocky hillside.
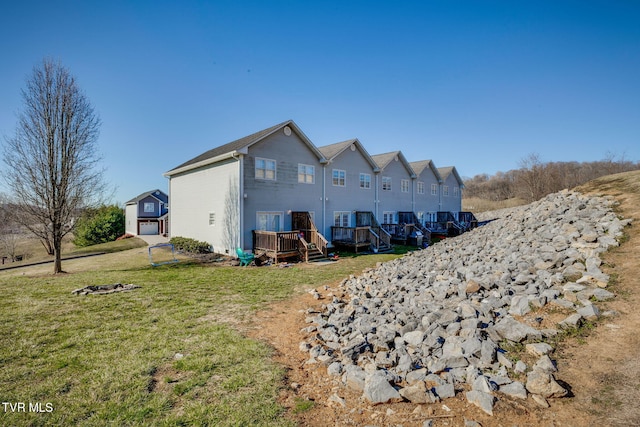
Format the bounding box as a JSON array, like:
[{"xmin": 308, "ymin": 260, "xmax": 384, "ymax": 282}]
[{"xmin": 300, "ymin": 189, "xmax": 631, "ymax": 416}]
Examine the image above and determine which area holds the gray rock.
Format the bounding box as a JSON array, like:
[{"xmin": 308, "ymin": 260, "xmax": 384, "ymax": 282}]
[
  {"xmin": 526, "ymin": 370, "xmax": 568, "ymax": 398},
  {"xmin": 465, "ymin": 390, "xmax": 495, "ymax": 415},
  {"xmin": 363, "ymin": 371, "xmax": 402, "ymax": 404},
  {"xmin": 500, "ymin": 381, "xmax": 528, "ymax": 399},
  {"xmin": 435, "ymin": 382, "xmax": 456, "ymax": 399}
]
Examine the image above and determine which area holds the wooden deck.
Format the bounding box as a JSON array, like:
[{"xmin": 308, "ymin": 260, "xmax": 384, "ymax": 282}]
[
  {"xmin": 331, "ymin": 225, "xmax": 392, "ymax": 253},
  {"xmin": 252, "ymin": 212, "xmax": 329, "ymax": 263},
  {"xmin": 252, "ymin": 230, "xmax": 301, "ymax": 263}
]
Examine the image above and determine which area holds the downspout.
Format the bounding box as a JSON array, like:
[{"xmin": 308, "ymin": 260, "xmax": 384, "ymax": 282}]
[
  {"xmin": 375, "ymin": 174, "xmax": 379, "ymax": 220},
  {"xmin": 232, "ymin": 153, "xmax": 244, "ymax": 250},
  {"xmin": 322, "ymin": 166, "xmax": 326, "ymax": 239},
  {"xmin": 411, "ymin": 178, "xmax": 416, "ymax": 213}
]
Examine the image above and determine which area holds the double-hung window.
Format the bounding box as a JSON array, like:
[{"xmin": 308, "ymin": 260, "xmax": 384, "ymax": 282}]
[
  {"xmin": 431, "ymin": 183, "xmax": 438, "ymax": 195},
  {"xmin": 255, "ymin": 158, "xmax": 276, "ymax": 180},
  {"xmin": 359, "ymin": 173, "xmax": 371, "ymax": 189},
  {"xmin": 443, "ymin": 185, "xmax": 449, "ymax": 196},
  {"xmin": 417, "ymin": 182, "xmax": 425, "ymax": 194},
  {"xmin": 144, "ymin": 202, "xmax": 155, "ymax": 213},
  {"xmin": 453, "ymin": 186, "xmax": 459, "ymax": 197},
  {"xmin": 382, "ymin": 176, "xmax": 392, "ymax": 191},
  {"xmin": 298, "ymin": 164, "xmax": 315, "ymax": 184},
  {"xmin": 332, "ymin": 169, "xmax": 346, "ymax": 187},
  {"xmin": 401, "ymin": 179, "xmax": 409, "ymax": 193}
]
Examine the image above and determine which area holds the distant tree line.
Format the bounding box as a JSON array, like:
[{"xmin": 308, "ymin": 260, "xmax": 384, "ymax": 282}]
[{"xmin": 463, "ymin": 153, "xmax": 640, "ymax": 203}]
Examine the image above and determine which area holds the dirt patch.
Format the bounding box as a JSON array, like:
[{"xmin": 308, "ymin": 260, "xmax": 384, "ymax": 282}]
[{"xmin": 249, "ymin": 171, "xmax": 640, "ymax": 426}]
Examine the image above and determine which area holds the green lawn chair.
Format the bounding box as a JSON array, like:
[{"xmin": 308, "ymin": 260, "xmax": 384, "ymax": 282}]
[{"xmin": 235, "ymin": 247, "xmax": 255, "ymax": 266}]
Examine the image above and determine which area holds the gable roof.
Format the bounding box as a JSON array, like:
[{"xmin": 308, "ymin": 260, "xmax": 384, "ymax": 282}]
[
  {"xmin": 410, "ymin": 160, "xmax": 442, "ymax": 182},
  {"xmin": 318, "ymin": 138, "xmax": 379, "ymax": 171},
  {"xmin": 126, "ymin": 189, "xmax": 168, "ymax": 205},
  {"xmin": 371, "ymin": 151, "xmax": 416, "ymax": 178},
  {"xmin": 165, "ymin": 120, "xmax": 326, "ymax": 176},
  {"xmin": 437, "ymin": 166, "xmax": 464, "ymax": 187}
]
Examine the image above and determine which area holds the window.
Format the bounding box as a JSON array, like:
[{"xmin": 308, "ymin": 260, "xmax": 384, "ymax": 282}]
[
  {"xmin": 209, "ymin": 212, "xmax": 216, "ymax": 226},
  {"xmin": 416, "ymin": 211, "xmax": 425, "ymax": 224},
  {"xmin": 256, "ymin": 212, "xmax": 283, "ymax": 232},
  {"xmin": 298, "ymin": 164, "xmax": 315, "ymax": 184},
  {"xmin": 333, "ymin": 211, "xmax": 350, "ymax": 227},
  {"xmin": 401, "ymin": 179, "xmax": 409, "ymax": 193},
  {"xmin": 431, "ymin": 183, "xmax": 438, "ymax": 195},
  {"xmin": 332, "ymin": 169, "xmax": 346, "ymax": 187},
  {"xmin": 359, "ymin": 173, "xmax": 371, "ymax": 189},
  {"xmin": 255, "ymin": 157, "xmax": 276, "ymax": 180},
  {"xmin": 382, "ymin": 176, "xmax": 392, "ymax": 191},
  {"xmin": 417, "ymin": 182, "xmax": 425, "ymax": 194},
  {"xmin": 443, "ymin": 185, "xmax": 449, "ymax": 196},
  {"xmin": 144, "ymin": 202, "xmax": 155, "ymax": 213},
  {"xmin": 453, "ymin": 186, "xmax": 459, "ymax": 197},
  {"xmin": 383, "ymin": 211, "xmax": 395, "ymax": 224}
]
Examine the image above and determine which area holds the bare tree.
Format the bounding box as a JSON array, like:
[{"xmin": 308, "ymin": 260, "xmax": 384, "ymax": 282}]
[{"xmin": 1, "ymin": 59, "xmax": 108, "ymax": 273}]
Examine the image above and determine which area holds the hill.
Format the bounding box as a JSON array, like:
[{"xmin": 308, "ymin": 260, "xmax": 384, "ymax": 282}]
[{"xmin": 258, "ymin": 170, "xmax": 640, "ymax": 426}]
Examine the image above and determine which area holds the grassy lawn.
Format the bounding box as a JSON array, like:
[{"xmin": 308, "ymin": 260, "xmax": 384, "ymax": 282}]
[{"xmin": 0, "ymin": 244, "xmax": 406, "ymax": 426}]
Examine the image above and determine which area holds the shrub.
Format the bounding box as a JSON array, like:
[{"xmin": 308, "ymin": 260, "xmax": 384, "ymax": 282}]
[
  {"xmin": 169, "ymin": 237, "xmax": 212, "ymax": 254},
  {"xmin": 73, "ymin": 205, "xmax": 125, "ymax": 247}
]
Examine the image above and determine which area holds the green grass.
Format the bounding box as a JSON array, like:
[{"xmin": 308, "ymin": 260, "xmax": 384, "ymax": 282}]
[{"xmin": 0, "ymin": 244, "xmax": 406, "ymax": 426}]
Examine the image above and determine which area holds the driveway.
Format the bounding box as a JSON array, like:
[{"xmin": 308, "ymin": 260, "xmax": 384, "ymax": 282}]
[{"xmin": 136, "ymin": 234, "xmax": 169, "ymax": 246}]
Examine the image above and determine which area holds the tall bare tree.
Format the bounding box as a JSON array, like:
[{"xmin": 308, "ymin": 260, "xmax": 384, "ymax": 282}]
[{"xmin": 1, "ymin": 59, "xmax": 107, "ymax": 273}]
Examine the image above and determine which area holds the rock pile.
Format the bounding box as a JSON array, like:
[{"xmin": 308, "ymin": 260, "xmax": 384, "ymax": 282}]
[{"xmin": 300, "ymin": 190, "xmax": 630, "ymax": 414}]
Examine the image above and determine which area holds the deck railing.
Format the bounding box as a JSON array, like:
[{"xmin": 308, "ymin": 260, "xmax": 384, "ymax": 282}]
[{"xmin": 253, "ymin": 230, "xmax": 300, "ymax": 260}]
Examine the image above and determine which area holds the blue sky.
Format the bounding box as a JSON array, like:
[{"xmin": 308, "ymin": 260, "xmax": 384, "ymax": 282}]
[{"xmin": 1, "ymin": 0, "xmax": 638, "ymax": 204}]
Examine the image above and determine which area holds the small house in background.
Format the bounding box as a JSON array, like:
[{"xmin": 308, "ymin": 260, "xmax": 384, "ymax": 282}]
[{"xmin": 125, "ymin": 189, "xmax": 169, "ymax": 236}]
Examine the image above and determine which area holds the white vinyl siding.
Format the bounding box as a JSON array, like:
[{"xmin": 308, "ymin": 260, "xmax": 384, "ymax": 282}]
[
  {"xmin": 298, "ymin": 164, "xmax": 315, "ymax": 184},
  {"xmin": 359, "ymin": 173, "xmax": 371, "ymax": 189},
  {"xmin": 255, "ymin": 157, "xmax": 276, "ymax": 180}
]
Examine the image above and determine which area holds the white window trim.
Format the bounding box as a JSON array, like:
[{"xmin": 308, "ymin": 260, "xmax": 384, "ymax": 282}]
[
  {"xmin": 359, "ymin": 173, "xmax": 371, "ymax": 189},
  {"xmin": 382, "ymin": 176, "xmax": 392, "ymax": 191},
  {"xmin": 401, "ymin": 179, "xmax": 409, "ymax": 193},
  {"xmin": 453, "ymin": 186, "xmax": 459, "ymax": 197},
  {"xmin": 431, "ymin": 183, "xmax": 438, "ymax": 195},
  {"xmin": 333, "ymin": 211, "xmax": 351, "ymax": 227},
  {"xmin": 383, "ymin": 211, "xmax": 395, "ymax": 224},
  {"xmin": 332, "ymin": 169, "xmax": 346, "ymax": 187},
  {"xmin": 443, "ymin": 185, "xmax": 449, "ymax": 196},
  {"xmin": 417, "ymin": 181, "xmax": 425, "ymax": 194},
  {"xmin": 298, "ymin": 163, "xmax": 315, "ymax": 184},
  {"xmin": 255, "ymin": 157, "xmax": 277, "ymax": 181},
  {"xmin": 256, "ymin": 211, "xmax": 284, "ymax": 232},
  {"xmin": 144, "ymin": 202, "xmax": 155, "ymax": 213}
]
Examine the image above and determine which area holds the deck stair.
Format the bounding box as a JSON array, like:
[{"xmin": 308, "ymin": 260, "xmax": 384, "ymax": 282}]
[
  {"xmin": 398, "ymin": 212, "xmax": 432, "ymax": 244},
  {"xmin": 292, "ymin": 212, "xmax": 329, "ymax": 262},
  {"xmin": 356, "ymin": 211, "xmax": 393, "ymax": 253}
]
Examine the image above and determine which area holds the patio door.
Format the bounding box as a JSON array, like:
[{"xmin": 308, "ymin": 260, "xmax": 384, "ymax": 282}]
[{"xmin": 256, "ymin": 212, "xmax": 283, "ymax": 232}]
